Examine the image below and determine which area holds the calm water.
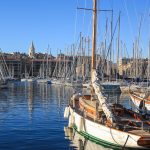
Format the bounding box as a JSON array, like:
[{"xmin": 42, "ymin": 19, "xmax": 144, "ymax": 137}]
[{"xmin": 0, "ymin": 82, "xmax": 132, "ymax": 150}]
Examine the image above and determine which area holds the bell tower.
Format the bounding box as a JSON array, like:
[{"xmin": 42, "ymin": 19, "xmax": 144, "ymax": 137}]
[{"xmin": 28, "ymin": 41, "xmax": 35, "ymax": 58}]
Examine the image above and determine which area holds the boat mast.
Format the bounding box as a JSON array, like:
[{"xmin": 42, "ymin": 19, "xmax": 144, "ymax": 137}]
[
  {"xmin": 91, "ymin": 0, "xmax": 97, "ymax": 72},
  {"xmin": 117, "ymin": 13, "xmax": 120, "ymax": 81},
  {"xmin": 91, "ymin": 0, "xmax": 98, "ymax": 101}
]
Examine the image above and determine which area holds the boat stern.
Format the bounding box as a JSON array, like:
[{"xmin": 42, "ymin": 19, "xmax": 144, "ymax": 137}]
[{"xmin": 137, "ymin": 136, "xmax": 150, "ymax": 148}]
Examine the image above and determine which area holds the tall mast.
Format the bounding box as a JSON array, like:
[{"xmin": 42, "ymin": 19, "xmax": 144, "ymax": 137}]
[
  {"xmin": 91, "ymin": 0, "xmax": 97, "ymax": 71},
  {"xmin": 117, "ymin": 12, "xmax": 120, "ymax": 80},
  {"xmin": 148, "ymin": 41, "xmax": 150, "ymax": 82}
]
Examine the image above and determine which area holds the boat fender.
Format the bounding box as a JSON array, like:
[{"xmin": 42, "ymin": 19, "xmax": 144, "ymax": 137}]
[
  {"xmin": 78, "ymin": 117, "xmax": 84, "ymax": 132},
  {"xmin": 64, "ymin": 106, "xmax": 70, "ymax": 118},
  {"xmin": 70, "ymin": 108, "xmax": 74, "ymax": 115},
  {"xmin": 68, "ymin": 113, "xmax": 75, "ymax": 128}
]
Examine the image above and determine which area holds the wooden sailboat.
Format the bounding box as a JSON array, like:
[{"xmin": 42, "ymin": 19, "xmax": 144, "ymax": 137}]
[
  {"xmin": 64, "ymin": 0, "xmax": 150, "ymax": 149},
  {"xmin": 128, "ymin": 36, "xmax": 150, "ymax": 113},
  {"xmin": 129, "ymin": 89, "xmax": 150, "ymax": 113}
]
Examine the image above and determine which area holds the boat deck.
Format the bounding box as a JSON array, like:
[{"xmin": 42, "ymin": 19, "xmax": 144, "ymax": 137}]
[
  {"xmin": 72, "ymin": 95, "xmax": 150, "ymax": 136},
  {"xmin": 128, "ymin": 130, "xmax": 150, "ymax": 136},
  {"xmin": 80, "ymin": 97, "xmax": 103, "ymax": 112}
]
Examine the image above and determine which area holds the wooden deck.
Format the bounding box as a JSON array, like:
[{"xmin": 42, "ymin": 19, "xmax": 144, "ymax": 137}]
[{"xmin": 129, "ymin": 130, "xmax": 150, "ymax": 136}]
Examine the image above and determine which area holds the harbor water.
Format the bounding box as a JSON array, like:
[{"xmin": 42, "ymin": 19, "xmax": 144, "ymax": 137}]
[{"xmin": 0, "ymin": 82, "xmax": 133, "ymax": 150}]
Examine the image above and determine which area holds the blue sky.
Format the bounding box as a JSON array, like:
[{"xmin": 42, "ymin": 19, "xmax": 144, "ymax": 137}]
[{"xmin": 0, "ymin": 0, "xmax": 149, "ymax": 58}]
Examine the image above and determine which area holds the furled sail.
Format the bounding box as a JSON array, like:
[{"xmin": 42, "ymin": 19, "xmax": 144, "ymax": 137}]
[{"xmin": 92, "ymin": 69, "xmax": 114, "ymax": 124}]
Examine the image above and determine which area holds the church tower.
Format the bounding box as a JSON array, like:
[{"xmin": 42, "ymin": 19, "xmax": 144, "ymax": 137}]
[{"xmin": 28, "ymin": 41, "xmax": 35, "ymax": 58}]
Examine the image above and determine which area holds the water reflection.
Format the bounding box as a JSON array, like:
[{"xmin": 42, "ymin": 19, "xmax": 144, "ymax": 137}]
[
  {"xmin": 0, "ymin": 82, "xmax": 134, "ymax": 150},
  {"xmin": 0, "ymin": 82, "xmax": 76, "ymax": 150},
  {"xmin": 64, "ymin": 127, "xmax": 111, "ymax": 150},
  {"xmin": 0, "ymin": 92, "xmax": 9, "ymax": 113},
  {"xmin": 27, "ymin": 82, "xmax": 34, "ymax": 117},
  {"xmin": 1, "ymin": 82, "xmax": 75, "ymax": 122}
]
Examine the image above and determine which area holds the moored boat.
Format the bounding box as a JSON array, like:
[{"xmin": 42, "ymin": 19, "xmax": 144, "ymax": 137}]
[
  {"xmin": 65, "ymin": 70, "xmax": 150, "ymax": 149},
  {"xmin": 36, "ymin": 78, "xmax": 51, "ymax": 84},
  {"xmin": 64, "ymin": 0, "xmax": 150, "ymax": 148},
  {"xmin": 129, "ymin": 89, "xmax": 150, "ymax": 114},
  {"xmin": 21, "ymin": 78, "xmax": 27, "ymax": 82},
  {"xmin": 26, "ymin": 78, "xmax": 36, "ymax": 82}
]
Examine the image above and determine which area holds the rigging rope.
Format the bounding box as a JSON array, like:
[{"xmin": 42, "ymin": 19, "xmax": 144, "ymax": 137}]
[
  {"xmin": 131, "ymin": 0, "xmax": 138, "ymax": 23},
  {"xmin": 122, "ymin": 135, "xmax": 129, "ymax": 149},
  {"xmin": 87, "ymin": 14, "xmax": 92, "ymax": 37},
  {"xmin": 105, "ymin": 15, "xmax": 119, "ymax": 60},
  {"xmin": 73, "ymin": 0, "xmax": 79, "ymax": 44},
  {"xmin": 139, "ymin": 0, "xmax": 149, "ymax": 53},
  {"xmin": 82, "ymin": 0, "xmax": 87, "ymax": 35},
  {"xmin": 123, "ymin": 0, "xmax": 134, "ymax": 42}
]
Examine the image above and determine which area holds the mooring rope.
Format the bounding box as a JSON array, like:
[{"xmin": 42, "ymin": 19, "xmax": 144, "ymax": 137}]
[{"xmin": 122, "ymin": 135, "xmax": 129, "ymax": 149}]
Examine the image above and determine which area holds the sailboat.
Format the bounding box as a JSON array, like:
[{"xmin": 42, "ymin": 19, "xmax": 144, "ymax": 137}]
[
  {"xmin": 37, "ymin": 48, "xmax": 52, "ymax": 84},
  {"xmin": 128, "ymin": 36, "xmax": 150, "ymax": 114},
  {"xmin": 64, "ymin": 0, "xmax": 150, "ymax": 149},
  {"xmin": 36, "ymin": 61, "xmax": 51, "ymax": 84},
  {"xmin": 21, "ymin": 63, "xmax": 29, "ymax": 82},
  {"xmin": 129, "ymin": 89, "xmax": 150, "ymax": 113}
]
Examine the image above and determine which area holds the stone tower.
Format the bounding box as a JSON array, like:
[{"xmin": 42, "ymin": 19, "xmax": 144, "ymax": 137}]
[{"xmin": 28, "ymin": 41, "xmax": 35, "ymax": 58}]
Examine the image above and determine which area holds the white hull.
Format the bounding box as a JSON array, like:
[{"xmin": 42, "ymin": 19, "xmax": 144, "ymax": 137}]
[
  {"xmin": 21, "ymin": 78, "xmax": 27, "ymax": 82},
  {"xmin": 130, "ymin": 94, "xmax": 150, "ymax": 111},
  {"xmin": 26, "ymin": 78, "xmax": 36, "ymax": 82},
  {"xmin": 37, "ymin": 79, "xmax": 51, "ymax": 83},
  {"xmin": 64, "ymin": 127, "xmax": 110, "ymax": 150},
  {"xmin": 121, "ymin": 85, "xmax": 146, "ymax": 93},
  {"xmin": 71, "ymin": 107, "xmax": 147, "ymax": 149},
  {"xmin": 51, "ymin": 80, "xmax": 63, "ymax": 85}
]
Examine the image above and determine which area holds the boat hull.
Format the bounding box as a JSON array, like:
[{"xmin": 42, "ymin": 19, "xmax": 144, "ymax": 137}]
[
  {"xmin": 21, "ymin": 78, "xmax": 27, "ymax": 82},
  {"xmin": 129, "ymin": 93, "xmax": 150, "ymax": 112},
  {"xmin": 26, "ymin": 78, "xmax": 36, "ymax": 82},
  {"xmin": 71, "ymin": 107, "xmax": 149, "ymax": 149},
  {"xmin": 37, "ymin": 79, "xmax": 51, "ymax": 84}
]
